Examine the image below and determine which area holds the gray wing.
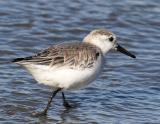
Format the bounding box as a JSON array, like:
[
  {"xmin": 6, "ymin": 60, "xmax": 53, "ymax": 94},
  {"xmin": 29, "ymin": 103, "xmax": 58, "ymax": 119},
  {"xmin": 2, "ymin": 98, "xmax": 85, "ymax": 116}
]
[{"xmin": 13, "ymin": 42, "xmax": 101, "ymax": 69}]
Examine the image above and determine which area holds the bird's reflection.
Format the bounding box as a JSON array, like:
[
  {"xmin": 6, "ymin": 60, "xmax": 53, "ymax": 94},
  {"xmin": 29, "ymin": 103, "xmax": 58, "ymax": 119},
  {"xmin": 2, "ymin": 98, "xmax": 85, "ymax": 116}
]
[
  {"xmin": 34, "ymin": 101, "xmax": 80, "ymax": 124},
  {"xmin": 59, "ymin": 101, "xmax": 80, "ymax": 123}
]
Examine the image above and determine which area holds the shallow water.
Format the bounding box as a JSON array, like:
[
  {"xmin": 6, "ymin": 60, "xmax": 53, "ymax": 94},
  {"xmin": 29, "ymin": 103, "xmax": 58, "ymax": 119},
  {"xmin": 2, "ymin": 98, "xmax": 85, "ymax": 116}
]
[{"xmin": 0, "ymin": 0, "xmax": 160, "ymax": 123}]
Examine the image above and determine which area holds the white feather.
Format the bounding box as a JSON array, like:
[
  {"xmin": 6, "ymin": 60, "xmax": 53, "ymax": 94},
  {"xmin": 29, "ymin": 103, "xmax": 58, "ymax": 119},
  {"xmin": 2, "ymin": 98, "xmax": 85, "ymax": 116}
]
[{"xmin": 24, "ymin": 55, "xmax": 103, "ymax": 90}]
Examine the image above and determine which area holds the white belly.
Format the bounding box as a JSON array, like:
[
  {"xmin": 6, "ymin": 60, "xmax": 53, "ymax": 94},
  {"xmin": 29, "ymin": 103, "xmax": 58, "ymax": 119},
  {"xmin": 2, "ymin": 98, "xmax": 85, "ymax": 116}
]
[{"xmin": 23, "ymin": 57, "xmax": 103, "ymax": 90}]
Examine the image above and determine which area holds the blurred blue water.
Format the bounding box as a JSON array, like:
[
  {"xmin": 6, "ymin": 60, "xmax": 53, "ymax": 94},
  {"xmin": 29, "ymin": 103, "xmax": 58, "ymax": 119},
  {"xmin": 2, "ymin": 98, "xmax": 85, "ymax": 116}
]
[{"xmin": 0, "ymin": 0, "xmax": 160, "ymax": 123}]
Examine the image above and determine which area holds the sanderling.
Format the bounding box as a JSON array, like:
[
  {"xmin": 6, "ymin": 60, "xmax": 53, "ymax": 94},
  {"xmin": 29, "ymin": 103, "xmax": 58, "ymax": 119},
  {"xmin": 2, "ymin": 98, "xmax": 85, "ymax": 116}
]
[{"xmin": 12, "ymin": 29, "xmax": 136, "ymax": 116}]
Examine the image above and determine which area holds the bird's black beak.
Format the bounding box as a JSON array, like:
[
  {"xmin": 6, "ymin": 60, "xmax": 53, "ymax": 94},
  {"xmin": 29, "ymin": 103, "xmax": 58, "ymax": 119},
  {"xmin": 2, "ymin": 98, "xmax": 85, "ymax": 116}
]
[{"xmin": 115, "ymin": 44, "xmax": 136, "ymax": 58}]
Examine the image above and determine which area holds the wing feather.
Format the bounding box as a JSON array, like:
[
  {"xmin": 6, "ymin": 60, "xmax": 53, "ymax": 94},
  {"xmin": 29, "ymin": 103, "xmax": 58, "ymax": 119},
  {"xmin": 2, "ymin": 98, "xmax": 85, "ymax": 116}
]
[{"xmin": 14, "ymin": 42, "xmax": 101, "ymax": 69}]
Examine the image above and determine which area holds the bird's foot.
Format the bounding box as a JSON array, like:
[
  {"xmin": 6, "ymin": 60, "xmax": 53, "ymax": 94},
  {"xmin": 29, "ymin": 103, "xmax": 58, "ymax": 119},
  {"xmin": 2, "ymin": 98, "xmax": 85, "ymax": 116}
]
[
  {"xmin": 63, "ymin": 101, "xmax": 73, "ymax": 108},
  {"xmin": 32, "ymin": 109, "xmax": 48, "ymax": 117}
]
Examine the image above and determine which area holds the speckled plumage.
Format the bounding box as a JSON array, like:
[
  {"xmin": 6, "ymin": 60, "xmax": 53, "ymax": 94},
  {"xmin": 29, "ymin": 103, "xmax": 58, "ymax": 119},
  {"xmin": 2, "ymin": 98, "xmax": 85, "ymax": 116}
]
[
  {"xmin": 14, "ymin": 42, "xmax": 102, "ymax": 69},
  {"xmin": 13, "ymin": 29, "xmax": 117, "ymax": 90}
]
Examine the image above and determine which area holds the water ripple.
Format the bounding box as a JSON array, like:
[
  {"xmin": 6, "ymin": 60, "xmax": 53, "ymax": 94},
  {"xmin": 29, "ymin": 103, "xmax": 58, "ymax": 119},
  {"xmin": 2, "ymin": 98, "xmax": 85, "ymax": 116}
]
[{"xmin": 0, "ymin": 0, "xmax": 159, "ymax": 123}]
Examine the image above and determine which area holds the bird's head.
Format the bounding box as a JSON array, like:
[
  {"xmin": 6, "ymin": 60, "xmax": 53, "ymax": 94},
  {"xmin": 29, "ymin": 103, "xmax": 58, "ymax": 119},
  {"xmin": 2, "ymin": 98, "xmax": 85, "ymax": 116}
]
[{"xmin": 83, "ymin": 29, "xmax": 136, "ymax": 58}]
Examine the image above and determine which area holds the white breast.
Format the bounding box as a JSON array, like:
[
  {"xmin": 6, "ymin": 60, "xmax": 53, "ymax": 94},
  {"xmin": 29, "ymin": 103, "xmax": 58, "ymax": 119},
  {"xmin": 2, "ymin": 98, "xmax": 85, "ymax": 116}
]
[{"xmin": 23, "ymin": 55, "xmax": 104, "ymax": 90}]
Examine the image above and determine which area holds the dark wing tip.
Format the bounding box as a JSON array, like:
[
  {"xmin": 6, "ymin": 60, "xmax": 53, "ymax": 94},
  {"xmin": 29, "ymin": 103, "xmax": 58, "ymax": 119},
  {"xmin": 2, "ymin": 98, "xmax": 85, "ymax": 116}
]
[
  {"xmin": 12, "ymin": 58, "xmax": 25, "ymax": 62},
  {"xmin": 12, "ymin": 56, "xmax": 33, "ymax": 63}
]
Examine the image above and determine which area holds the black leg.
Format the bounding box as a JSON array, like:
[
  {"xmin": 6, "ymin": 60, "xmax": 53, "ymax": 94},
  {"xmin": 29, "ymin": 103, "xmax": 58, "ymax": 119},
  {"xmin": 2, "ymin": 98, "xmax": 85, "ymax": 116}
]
[
  {"xmin": 62, "ymin": 92, "xmax": 72, "ymax": 108},
  {"xmin": 32, "ymin": 88, "xmax": 62, "ymax": 116}
]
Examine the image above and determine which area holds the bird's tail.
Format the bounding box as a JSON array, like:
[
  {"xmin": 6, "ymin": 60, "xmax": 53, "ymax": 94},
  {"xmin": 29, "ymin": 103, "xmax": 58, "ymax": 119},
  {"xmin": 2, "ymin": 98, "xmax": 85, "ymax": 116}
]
[
  {"xmin": 0, "ymin": 57, "xmax": 29, "ymax": 65},
  {"xmin": 11, "ymin": 56, "xmax": 33, "ymax": 64},
  {"xmin": 12, "ymin": 58, "xmax": 25, "ymax": 63}
]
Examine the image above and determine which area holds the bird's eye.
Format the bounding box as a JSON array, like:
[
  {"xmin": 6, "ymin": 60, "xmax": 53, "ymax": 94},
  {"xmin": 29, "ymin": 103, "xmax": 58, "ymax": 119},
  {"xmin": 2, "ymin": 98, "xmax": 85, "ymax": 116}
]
[{"xmin": 109, "ymin": 37, "xmax": 114, "ymax": 42}]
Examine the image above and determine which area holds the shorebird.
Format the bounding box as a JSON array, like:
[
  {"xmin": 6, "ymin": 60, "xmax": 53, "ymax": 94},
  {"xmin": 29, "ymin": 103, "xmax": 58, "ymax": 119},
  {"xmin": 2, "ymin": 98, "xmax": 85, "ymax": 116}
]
[{"xmin": 12, "ymin": 29, "xmax": 136, "ymax": 116}]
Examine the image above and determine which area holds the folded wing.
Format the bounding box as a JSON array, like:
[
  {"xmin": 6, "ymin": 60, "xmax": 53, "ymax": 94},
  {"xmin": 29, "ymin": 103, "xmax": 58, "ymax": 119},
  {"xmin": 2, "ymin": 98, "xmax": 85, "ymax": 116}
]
[{"xmin": 13, "ymin": 42, "xmax": 101, "ymax": 69}]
